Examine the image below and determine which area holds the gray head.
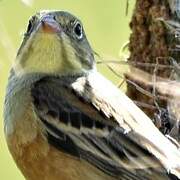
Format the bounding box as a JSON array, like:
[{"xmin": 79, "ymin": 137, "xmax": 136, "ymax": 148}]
[{"xmin": 14, "ymin": 10, "xmax": 95, "ymax": 76}]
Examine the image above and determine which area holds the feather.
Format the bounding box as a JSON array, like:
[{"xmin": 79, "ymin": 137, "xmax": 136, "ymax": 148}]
[{"xmin": 31, "ymin": 71, "xmax": 180, "ymax": 179}]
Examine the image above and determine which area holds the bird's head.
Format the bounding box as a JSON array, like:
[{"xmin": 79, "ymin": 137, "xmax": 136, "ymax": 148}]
[{"xmin": 14, "ymin": 10, "xmax": 95, "ymax": 76}]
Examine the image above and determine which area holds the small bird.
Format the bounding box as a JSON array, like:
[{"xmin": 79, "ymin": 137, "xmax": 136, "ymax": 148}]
[{"xmin": 3, "ymin": 10, "xmax": 180, "ymax": 180}]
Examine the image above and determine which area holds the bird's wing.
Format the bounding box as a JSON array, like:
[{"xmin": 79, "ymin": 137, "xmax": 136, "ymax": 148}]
[{"xmin": 31, "ymin": 71, "xmax": 180, "ymax": 179}]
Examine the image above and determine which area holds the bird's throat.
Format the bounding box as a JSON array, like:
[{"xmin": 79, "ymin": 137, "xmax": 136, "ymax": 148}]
[{"xmin": 14, "ymin": 32, "xmax": 84, "ymax": 76}]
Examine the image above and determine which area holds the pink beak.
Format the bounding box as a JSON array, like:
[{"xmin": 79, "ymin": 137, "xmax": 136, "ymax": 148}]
[{"xmin": 40, "ymin": 15, "xmax": 61, "ymax": 33}]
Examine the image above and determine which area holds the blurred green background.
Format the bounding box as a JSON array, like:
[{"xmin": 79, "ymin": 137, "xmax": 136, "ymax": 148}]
[{"xmin": 0, "ymin": 0, "xmax": 134, "ymax": 179}]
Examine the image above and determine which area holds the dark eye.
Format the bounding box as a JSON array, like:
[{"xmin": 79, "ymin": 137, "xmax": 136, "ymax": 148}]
[
  {"xmin": 73, "ymin": 21, "xmax": 83, "ymax": 39},
  {"xmin": 27, "ymin": 20, "xmax": 33, "ymax": 33}
]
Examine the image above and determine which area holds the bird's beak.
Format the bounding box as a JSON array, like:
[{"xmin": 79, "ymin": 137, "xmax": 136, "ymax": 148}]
[{"xmin": 39, "ymin": 15, "xmax": 61, "ymax": 34}]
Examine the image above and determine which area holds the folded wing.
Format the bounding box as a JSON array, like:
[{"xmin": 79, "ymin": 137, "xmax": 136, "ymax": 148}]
[{"xmin": 31, "ymin": 72, "xmax": 180, "ymax": 180}]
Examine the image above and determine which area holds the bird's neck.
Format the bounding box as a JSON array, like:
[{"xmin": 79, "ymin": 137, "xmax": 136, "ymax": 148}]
[{"xmin": 3, "ymin": 70, "xmax": 44, "ymax": 136}]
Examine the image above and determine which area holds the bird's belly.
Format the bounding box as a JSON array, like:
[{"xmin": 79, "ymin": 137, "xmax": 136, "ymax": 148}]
[
  {"xmin": 7, "ymin": 131, "xmax": 114, "ymax": 180},
  {"xmin": 5, "ymin": 99, "xmax": 113, "ymax": 180}
]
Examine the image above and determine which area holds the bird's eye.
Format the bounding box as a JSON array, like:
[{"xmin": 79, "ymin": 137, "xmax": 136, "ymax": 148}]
[
  {"xmin": 73, "ymin": 21, "xmax": 83, "ymax": 39},
  {"xmin": 27, "ymin": 19, "xmax": 33, "ymax": 33}
]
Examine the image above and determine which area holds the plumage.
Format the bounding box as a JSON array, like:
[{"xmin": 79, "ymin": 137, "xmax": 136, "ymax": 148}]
[
  {"xmin": 3, "ymin": 10, "xmax": 180, "ymax": 180},
  {"xmin": 29, "ymin": 71, "xmax": 180, "ymax": 180}
]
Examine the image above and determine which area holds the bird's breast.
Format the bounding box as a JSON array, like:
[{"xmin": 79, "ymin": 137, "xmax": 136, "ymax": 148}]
[
  {"xmin": 5, "ymin": 96, "xmax": 113, "ymax": 180},
  {"xmin": 7, "ymin": 124, "xmax": 113, "ymax": 180}
]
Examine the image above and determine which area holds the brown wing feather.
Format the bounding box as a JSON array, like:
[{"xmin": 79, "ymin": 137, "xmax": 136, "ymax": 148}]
[{"xmin": 31, "ymin": 72, "xmax": 180, "ymax": 179}]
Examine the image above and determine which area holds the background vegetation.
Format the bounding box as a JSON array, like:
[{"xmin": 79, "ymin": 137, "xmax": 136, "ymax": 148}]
[{"xmin": 0, "ymin": 0, "xmax": 134, "ymax": 179}]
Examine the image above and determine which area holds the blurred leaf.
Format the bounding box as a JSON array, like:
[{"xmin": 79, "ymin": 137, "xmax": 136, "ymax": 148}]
[{"xmin": 21, "ymin": 0, "xmax": 34, "ymax": 7}]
